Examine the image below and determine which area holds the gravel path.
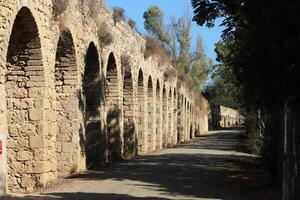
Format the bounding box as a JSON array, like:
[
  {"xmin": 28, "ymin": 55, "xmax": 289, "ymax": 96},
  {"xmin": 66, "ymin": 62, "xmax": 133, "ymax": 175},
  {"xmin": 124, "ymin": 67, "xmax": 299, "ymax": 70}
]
[{"xmin": 4, "ymin": 127, "xmax": 278, "ymax": 200}]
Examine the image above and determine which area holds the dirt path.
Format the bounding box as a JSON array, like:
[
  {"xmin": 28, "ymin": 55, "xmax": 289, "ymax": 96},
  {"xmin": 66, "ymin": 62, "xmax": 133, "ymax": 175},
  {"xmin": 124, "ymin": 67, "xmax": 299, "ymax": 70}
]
[{"xmin": 4, "ymin": 128, "xmax": 278, "ymax": 200}]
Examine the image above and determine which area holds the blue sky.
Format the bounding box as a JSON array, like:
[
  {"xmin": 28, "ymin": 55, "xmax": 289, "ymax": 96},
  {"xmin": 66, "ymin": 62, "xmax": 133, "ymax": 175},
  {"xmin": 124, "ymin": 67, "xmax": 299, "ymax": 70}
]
[{"xmin": 106, "ymin": 0, "xmax": 223, "ymax": 61}]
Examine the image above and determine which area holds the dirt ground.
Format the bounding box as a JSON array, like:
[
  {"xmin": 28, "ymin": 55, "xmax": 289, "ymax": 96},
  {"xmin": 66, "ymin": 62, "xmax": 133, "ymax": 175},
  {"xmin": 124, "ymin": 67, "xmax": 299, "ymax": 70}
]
[{"xmin": 4, "ymin": 127, "xmax": 279, "ymax": 200}]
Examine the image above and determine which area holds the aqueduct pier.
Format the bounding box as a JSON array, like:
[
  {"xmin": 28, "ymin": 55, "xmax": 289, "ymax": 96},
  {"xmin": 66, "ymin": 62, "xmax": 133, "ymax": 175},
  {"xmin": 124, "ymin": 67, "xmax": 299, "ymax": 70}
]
[{"xmin": 0, "ymin": 0, "xmax": 210, "ymax": 194}]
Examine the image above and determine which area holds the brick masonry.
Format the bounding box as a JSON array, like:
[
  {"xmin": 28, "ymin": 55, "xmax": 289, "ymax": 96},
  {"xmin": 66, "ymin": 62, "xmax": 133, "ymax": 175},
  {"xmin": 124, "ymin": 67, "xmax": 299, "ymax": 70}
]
[{"xmin": 0, "ymin": 0, "xmax": 210, "ymax": 194}]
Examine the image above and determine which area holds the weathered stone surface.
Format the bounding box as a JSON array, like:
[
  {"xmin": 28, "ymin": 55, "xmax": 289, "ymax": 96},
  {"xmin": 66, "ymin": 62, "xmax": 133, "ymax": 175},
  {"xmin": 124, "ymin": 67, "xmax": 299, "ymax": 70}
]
[
  {"xmin": 30, "ymin": 136, "xmax": 44, "ymax": 148},
  {"xmin": 17, "ymin": 151, "xmax": 33, "ymax": 161},
  {"xmin": 29, "ymin": 108, "xmax": 43, "ymax": 121},
  {"xmin": 26, "ymin": 161, "xmax": 44, "ymax": 174},
  {"xmin": 62, "ymin": 142, "xmax": 74, "ymax": 153}
]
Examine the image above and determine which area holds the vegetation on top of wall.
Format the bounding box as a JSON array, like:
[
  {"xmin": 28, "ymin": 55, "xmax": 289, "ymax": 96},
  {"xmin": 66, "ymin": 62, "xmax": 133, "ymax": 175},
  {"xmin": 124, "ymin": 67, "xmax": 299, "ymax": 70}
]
[
  {"xmin": 163, "ymin": 67, "xmax": 177, "ymax": 81},
  {"xmin": 113, "ymin": 7, "xmax": 125, "ymax": 24},
  {"xmin": 144, "ymin": 37, "xmax": 169, "ymax": 67},
  {"xmin": 87, "ymin": 0, "xmax": 106, "ymax": 18},
  {"xmin": 121, "ymin": 54, "xmax": 131, "ymax": 76},
  {"xmin": 52, "ymin": 0, "xmax": 69, "ymax": 19},
  {"xmin": 128, "ymin": 19, "xmax": 136, "ymax": 30},
  {"xmin": 98, "ymin": 23, "xmax": 113, "ymax": 47},
  {"xmin": 143, "ymin": 6, "xmax": 212, "ymax": 102}
]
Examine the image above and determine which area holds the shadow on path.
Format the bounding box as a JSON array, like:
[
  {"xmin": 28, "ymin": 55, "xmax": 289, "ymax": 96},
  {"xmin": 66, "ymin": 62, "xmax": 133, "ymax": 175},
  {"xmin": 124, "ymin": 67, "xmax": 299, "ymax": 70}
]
[
  {"xmin": 4, "ymin": 193, "xmax": 171, "ymax": 200},
  {"xmin": 5, "ymin": 127, "xmax": 278, "ymax": 200}
]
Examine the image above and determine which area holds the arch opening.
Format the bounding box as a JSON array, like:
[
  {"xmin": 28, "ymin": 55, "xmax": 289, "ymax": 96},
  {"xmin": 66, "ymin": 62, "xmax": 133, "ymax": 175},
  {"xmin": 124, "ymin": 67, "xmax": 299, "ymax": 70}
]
[
  {"xmin": 83, "ymin": 43, "xmax": 103, "ymax": 169},
  {"xmin": 167, "ymin": 88, "xmax": 172, "ymax": 146},
  {"xmin": 136, "ymin": 69, "xmax": 145, "ymax": 154},
  {"xmin": 184, "ymin": 97, "xmax": 187, "ymax": 141},
  {"xmin": 162, "ymin": 86, "xmax": 167, "ymax": 147},
  {"xmin": 123, "ymin": 67, "xmax": 135, "ymax": 159},
  {"xmin": 55, "ymin": 30, "xmax": 79, "ymax": 176},
  {"xmin": 105, "ymin": 53, "xmax": 121, "ymax": 161},
  {"xmin": 172, "ymin": 89, "xmax": 177, "ymax": 145},
  {"xmin": 155, "ymin": 80, "xmax": 161, "ymax": 150},
  {"xmin": 147, "ymin": 76, "xmax": 154, "ymax": 151},
  {"xmin": 6, "ymin": 7, "xmax": 45, "ymax": 192}
]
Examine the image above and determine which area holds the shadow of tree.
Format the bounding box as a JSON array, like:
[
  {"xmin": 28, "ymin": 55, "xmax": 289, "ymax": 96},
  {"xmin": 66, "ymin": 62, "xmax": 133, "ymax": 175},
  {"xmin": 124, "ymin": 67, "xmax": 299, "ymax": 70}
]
[
  {"xmin": 77, "ymin": 43, "xmax": 106, "ymax": 170},
  {"xmin": 123, "ymin": 121, "xmax": 136, "ymax": 160},
  {"xmin": 106, "ymin": 107, "xmax": 122, "ymax": 162},
  {"xmin": 3, "ymin": 193, "xmax": 171, "ymax": 200},
  {"xmin": 66, "ymin": 130, "xmax": 278, "ymax": 200},
  {"xmin": 4, "ymin": 129, "xmax": 278, "ymax": 200}
]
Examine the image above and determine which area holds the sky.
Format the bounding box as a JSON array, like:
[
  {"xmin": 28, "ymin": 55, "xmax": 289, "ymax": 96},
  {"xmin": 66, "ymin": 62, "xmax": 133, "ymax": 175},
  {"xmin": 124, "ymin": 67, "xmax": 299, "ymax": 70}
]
[{"xmin": 106, "ymin": 0, "xmax": 223, "ymax": 61}]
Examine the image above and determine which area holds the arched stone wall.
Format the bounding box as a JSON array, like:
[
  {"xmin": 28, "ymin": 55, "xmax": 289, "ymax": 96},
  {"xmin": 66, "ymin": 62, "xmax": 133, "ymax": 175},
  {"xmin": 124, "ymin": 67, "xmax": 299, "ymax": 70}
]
[
  {"xmin": 55, "ymin": 30, "xmax": 79, "ymax": 176},
  {"xmin": 147, "ymin": 76, "xmax": 155, "ymax": 151},
  {"xmin": 0, "ymin": 0, "xmax": 210, "ymax": 194},
  {"xmin": 136, "ymin": 69, "xmax": 145, "ymax": 154},
  {"xmin": 155, "ymin": 79, "xmax": 162, "ymax": 150},
  {"xmin": 167, "ymin": 88, "xmax": 172, "ymax": 146},
  {"xmin": 105, "ymin": 53, "xmax": 121, "ymax": 161},
  {"xmin": 83, "ymin": 42, "xmax": 102, "ymax": 169},
  {"xmin": 5, "ymin": 7, "xmax": 47, "ymax": 193},
  {"xmin": 162, "ymin": 85, "xmax": 167, "ymax": 147},
  {"xmin": 122, "ymin": 66, "xmax": 135, "ymax": 160},
  {"xmin": 173, "ymin": 89, "xmax": 177, "ymax": 145}
]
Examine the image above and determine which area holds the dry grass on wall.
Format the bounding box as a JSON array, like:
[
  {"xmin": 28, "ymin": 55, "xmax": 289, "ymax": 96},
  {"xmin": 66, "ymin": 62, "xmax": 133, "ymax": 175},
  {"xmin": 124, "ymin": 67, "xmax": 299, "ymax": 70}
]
[
  {"xmin": 113, "ymin": 7, "xmax": 125, "ymax": 24},
  {"xmin": 128, "ymin": 19, "xmax": 136, "ymax": 30},
  {"xmin": 52, "ymin": 0, "xmax": 69, "ymax": 19},
  {"xmin": 98, "ymin": 23, "xmax": 114, "ymax": 47},
  {"xmin": 144, "ymin": 37, "xmax": 169, "ymax": 67}
]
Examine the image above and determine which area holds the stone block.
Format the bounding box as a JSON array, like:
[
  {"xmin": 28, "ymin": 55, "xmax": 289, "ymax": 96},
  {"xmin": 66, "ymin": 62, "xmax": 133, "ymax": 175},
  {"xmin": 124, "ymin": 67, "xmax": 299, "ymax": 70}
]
[
  {"xmin": 20, "ymin": 175, "xmax": 34, "ymax": 188},
  {"xmin": 30, "ymin": 136, "xmax": 44, "ymax": 148},
  {"xmin": 34, "ymin": 149, "xmax": 46, "ymax": 161},
  {"xmin": 45, "ymin": 111, "xmax": 55, "ymax": 121},
  {"xmin": 17, "ymin": 151, "xmax": 32, "ymax": 161},
  {"xmin": 8, "ymin": 125, "xmax": 20, "ymax": 137},
  {"xmin": 26, "ymin": 161, "xmax": 44, "ymax": 174},
  {"xmin": 21, "ymin": 124, "xmax": 36, "ymax": 135},
  {"xmin": 29, "ymin": 108, "xmax": 43, "ymax": 121},
  {"xmin": 62, "ymin": 142, "xmax": 74, "ymax": 153},
  {"xmin": 29, "ymin": 87, "xmax": 44, "ymax": 98}
]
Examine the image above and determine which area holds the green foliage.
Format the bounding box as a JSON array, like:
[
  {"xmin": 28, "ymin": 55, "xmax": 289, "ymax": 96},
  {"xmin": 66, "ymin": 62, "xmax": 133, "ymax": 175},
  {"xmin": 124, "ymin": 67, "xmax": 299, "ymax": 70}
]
[
  {"xmin": 143, "ymin": 6, "xmax": 212, "ymax": 90},
  {"xmin": 189, "ymin": 37, "xmax": 212, "ymax": 90},
  {"xmin": 203, "ymin": 41, "xmax": 243, "ymax": 110},
  {"xmin": 192, "ymin": 0, "xmax": 300, "ymax": 184},
  {"xmin": 143, "ymin": 6, "xmax": 170, "ymax": 47},
  {"xmin": 191, "ymin": 0, "xmax": 300, "ymax": 108}
]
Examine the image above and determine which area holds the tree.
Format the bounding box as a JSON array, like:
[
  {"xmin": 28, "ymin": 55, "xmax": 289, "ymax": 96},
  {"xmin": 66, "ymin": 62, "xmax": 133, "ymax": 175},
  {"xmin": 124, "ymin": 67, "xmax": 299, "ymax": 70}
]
[
  {"xmin": 143, "ymin": 6, "xmax": 212, "ymax": 90},
  {"xmin": 191, "ymin": 0, "xmax": 300, "ymax": 108},
  {"xmin": 172, "ymin": 15, "xmax": 192, "ymax": 73},
  {"xmin": 143, "ymin": 6, "xmax": 170, "ymax": 48},
  {"xmin": 191, "ymin": 1, "xmax": 300, "ymax": 196},
  {"xmin": 189, "ymin": 37, "xmax": 212, "ymax": 90}
]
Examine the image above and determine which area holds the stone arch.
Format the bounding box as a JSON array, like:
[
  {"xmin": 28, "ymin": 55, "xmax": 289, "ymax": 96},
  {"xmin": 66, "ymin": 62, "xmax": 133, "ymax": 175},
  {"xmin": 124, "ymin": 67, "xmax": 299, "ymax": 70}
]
[
  {"xmin": 177, "ymin": 94, "xmax": 182, "ymax": 142},
  {"xmin": 184, "ymin": 97, "xmax": 187, "ymax": 141},
  {"xmin": 105, "ymin": 52, "xmax": 121, "ymax": 161},
  {"xmin": 5, "ymin": 7, "xmax": 46, "ymax": 192},
  {"xmin": 83, "ymin": 42, "xmax": 102, "ymax": 169},
  {"xmin": 173, "ymin": 88, "xmax": 177, "ymax": 144},
  {"xmin": 162, "ymin": 85, "xmax": 167, "ymax": 147},
  {"xmin": 136, "ymin": 69, "xmax": 145, "ymax": 154},
  {"xmin": 155, "ymin": 79, "xmax": 161, "ymax": 150},
  {"xmin": 123, "ymin": 66, "xmax": 135, "ymax": 159},
  {"xmin": 147, "ymin": 76, "xmax": 155, "ymax": 151},
  {"xmin": 187, "ymin": 102, "xmax": 191, "ymax": 139},
  {"xmin": 55, "ymin": 30, "xmax": 79, "ymax": 176},
  {"xmin": 167, "ymin": 87, "xmax": 173, "ymax": 146}
]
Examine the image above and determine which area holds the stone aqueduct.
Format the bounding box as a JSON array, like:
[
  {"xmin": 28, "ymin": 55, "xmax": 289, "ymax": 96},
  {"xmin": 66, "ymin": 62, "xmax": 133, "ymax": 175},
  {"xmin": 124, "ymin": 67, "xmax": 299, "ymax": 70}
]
[{"xmin": 0, "ymin": 0, "xmax": 210, "ymax": 194}]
